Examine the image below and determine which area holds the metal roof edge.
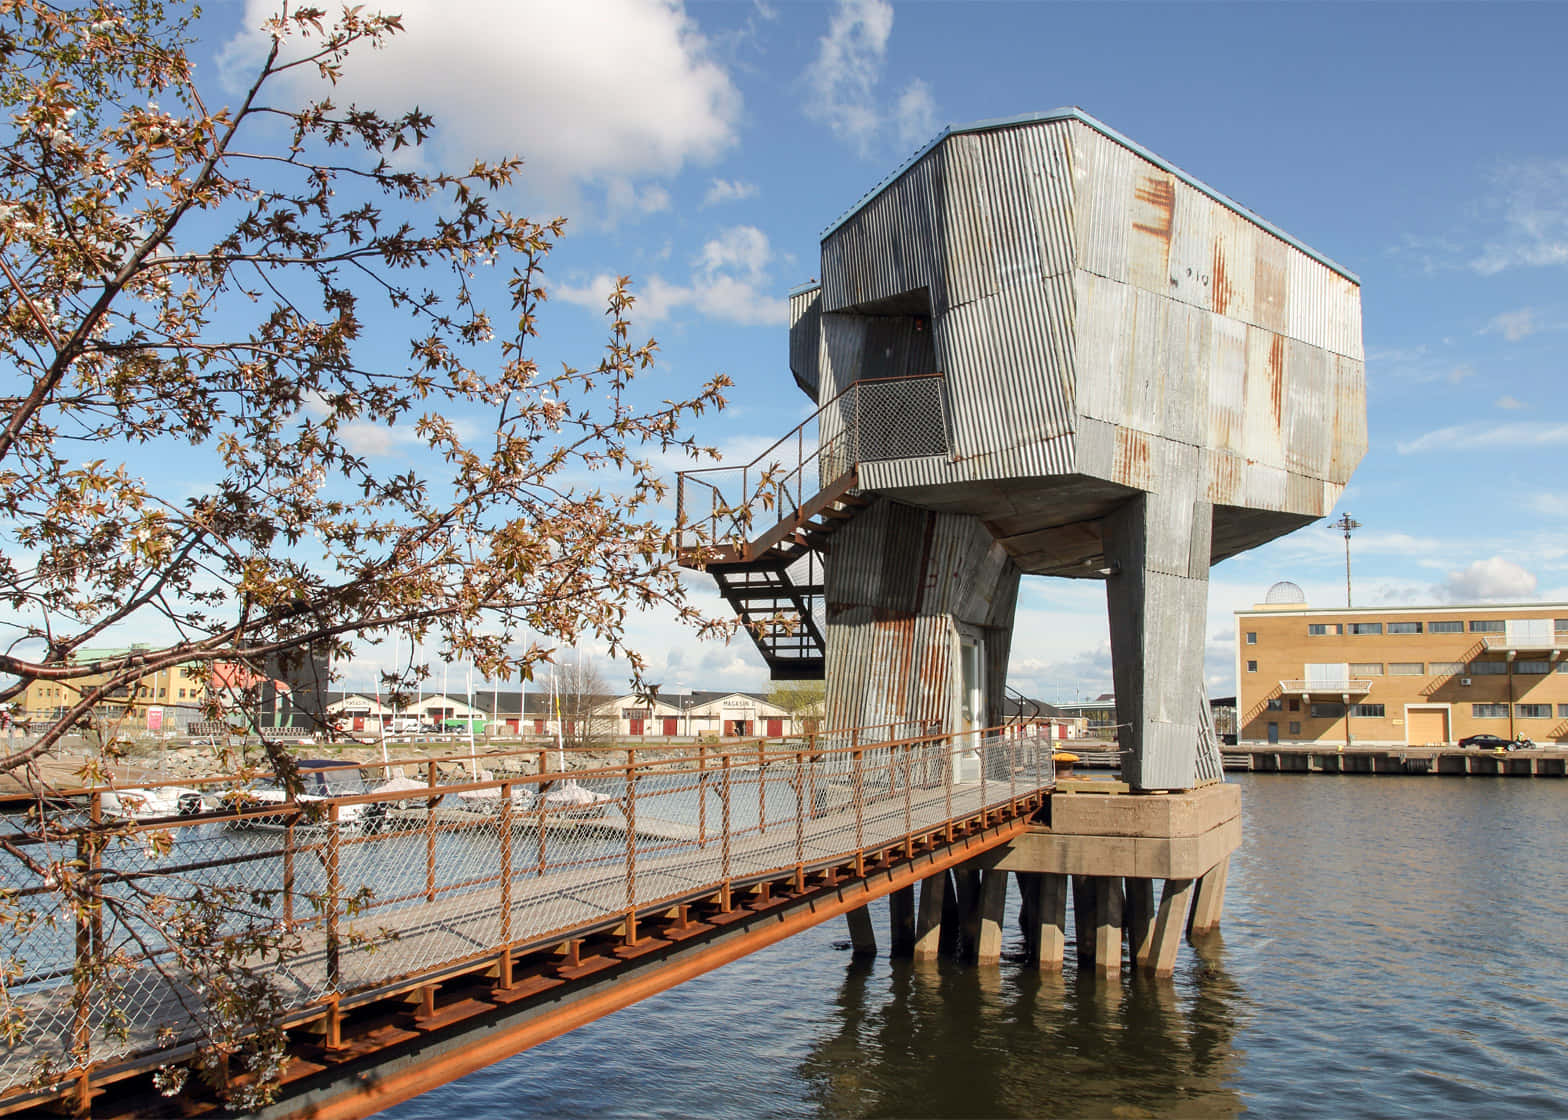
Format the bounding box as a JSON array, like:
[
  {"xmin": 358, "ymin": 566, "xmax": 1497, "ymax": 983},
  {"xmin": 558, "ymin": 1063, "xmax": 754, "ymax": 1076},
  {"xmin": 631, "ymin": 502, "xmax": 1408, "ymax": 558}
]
[
  {"xmin": 787, "ymin": 279, "xmax": 822, "ymax": 297},
  {"xmin": 819, "ymin": 106, "xmax": 1360, "ymax": 285}
]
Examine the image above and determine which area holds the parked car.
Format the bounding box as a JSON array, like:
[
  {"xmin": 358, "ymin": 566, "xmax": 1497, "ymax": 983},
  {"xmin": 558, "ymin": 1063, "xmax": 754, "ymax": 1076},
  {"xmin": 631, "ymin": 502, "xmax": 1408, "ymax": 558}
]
[{"xmin": 1458, "ymin": 733, "xmax": 1510, "ymax": 750}]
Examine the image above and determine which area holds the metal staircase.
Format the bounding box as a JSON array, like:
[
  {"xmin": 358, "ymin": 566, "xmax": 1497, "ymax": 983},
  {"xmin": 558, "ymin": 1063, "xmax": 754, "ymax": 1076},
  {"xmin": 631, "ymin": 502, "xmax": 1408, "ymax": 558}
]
[{"xmin": 677, "ymin": 373, "xmax": 948, "ymax": 680}]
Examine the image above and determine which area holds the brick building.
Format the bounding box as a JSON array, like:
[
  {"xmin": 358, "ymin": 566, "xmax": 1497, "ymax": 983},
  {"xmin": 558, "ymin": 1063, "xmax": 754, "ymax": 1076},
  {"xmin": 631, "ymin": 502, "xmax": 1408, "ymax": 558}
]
[{"xmin": 1236, "ymin": 585, "xmax": 1568, "ymax": 747}]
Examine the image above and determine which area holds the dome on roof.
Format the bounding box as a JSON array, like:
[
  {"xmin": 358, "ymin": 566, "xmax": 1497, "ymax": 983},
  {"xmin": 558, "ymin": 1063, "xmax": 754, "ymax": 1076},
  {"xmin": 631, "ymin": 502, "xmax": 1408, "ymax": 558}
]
[{"xmin": 1264, "ymin": 580, "xmax": 1307, "ymax": 605}]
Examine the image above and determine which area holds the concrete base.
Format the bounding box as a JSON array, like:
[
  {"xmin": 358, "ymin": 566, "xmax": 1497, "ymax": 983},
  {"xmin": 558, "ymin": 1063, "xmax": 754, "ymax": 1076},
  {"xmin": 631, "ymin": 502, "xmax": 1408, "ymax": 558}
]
[{"xmin": 986, "ymin": 783, "xmax": 1241, "ymax": 978}]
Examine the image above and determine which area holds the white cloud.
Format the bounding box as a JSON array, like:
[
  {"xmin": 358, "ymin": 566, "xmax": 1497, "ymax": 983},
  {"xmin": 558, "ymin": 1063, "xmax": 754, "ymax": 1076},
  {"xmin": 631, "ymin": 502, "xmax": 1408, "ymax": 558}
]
[
  {"xmin": 1495, "ymin": 395, "xmax": 1526, "ymax": 410},
  {"xmin": 1397, "ymin": 421, "xmax": 1568, "ymax": 454},
  {"xmin": 801, "ymin": 0, "xmax": 935, "ymax": 156},
  {"xmin": 1469, "ymin": 158, "xmax": 1568, "ymax": 275},
  {"xmin": 1483, "ymin": 307, "xmax": 1537, "ymax": 341},
  {"xmin": 1439, "ymin": 557, "xmax": 1538, "ymax": 602},
  {"xmin": 555, "ymin": 225, "xmax": 787, "ymax": 327},
  {"xmin": 702, "ymin": 178, "xmax": 759, "ymax": 207},
  {"xmin": 1527, "ymin": 493, "xmax": 1568, "ymax": 518},
  {"xmin": 893, "ymin": 79, "xmax": 936, "ymax": 148},
  {"xmin": 223, "ymin": 0, "xmax": 740, "ymax": 218}
]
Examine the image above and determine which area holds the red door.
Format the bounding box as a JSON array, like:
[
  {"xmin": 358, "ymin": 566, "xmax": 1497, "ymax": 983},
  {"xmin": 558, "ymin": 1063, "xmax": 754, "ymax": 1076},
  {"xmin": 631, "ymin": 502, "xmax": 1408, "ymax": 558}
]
[
  {"xmin": 630, "ymin": 718, "xmax": 644, "ymax": 735},
  {"xmin": 534, "ymin": 719, "xmax": 544, "ymax": 735},
  {"xmin": 766, "ymin": 718, "xmax": 782, "ymax": 737},
  {"xmin": 662, "ymin": 717, "xmax": 678, "ymax": 736}
]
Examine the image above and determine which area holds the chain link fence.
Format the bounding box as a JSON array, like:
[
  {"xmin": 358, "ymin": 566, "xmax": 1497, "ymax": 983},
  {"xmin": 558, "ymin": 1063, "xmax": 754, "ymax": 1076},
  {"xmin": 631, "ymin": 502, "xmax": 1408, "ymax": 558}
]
[{"xmin": 0, "ymin": 726, "xmax": 1049, "ymax": 1098}]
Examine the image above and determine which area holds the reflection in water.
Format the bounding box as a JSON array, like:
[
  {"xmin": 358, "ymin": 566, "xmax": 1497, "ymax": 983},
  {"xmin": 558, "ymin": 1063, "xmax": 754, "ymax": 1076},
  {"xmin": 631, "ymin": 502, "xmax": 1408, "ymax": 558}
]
[
  {"xmin": 799, "ymin": 940, "xmax": 1245, "ymax": 1119},
  {"xmin": 388, "ymin": 776, "xmax": 1568, "ymax": 1120}
]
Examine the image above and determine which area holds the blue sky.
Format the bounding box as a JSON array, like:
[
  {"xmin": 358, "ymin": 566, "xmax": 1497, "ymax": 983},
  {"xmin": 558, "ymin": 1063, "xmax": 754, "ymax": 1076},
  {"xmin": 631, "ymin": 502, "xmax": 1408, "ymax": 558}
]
[{"xmin": 203, "ymin": 0, "xmax": 1568, "ymax": 702}]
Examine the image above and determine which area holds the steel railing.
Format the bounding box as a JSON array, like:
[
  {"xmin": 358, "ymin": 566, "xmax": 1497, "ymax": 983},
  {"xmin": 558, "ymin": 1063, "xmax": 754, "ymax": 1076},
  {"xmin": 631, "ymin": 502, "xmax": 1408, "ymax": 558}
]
[
  {"xmin": 0, "ymin": 720, "xmax": 1049, "ymax": 1101},
  {"xmin": 676, "ymin": 373, "xmax": 948, "ymax": 557}
]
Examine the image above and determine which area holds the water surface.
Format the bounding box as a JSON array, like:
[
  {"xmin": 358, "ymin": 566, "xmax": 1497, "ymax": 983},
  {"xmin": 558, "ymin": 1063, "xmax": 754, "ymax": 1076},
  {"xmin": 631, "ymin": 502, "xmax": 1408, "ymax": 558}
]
[{"xmin": 386, "ymin": 774, "xmax": 1568, "ymax": 1118}]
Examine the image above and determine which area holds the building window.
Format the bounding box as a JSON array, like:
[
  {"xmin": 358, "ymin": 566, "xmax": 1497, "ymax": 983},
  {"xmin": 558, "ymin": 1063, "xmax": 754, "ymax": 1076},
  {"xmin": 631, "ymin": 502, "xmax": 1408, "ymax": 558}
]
[
  {"xmin": 1560, "ymin": 662, "xmax": 1568, "ymax": 674},
  {"xmin": 1387, "ymin": 621, "xmax": 1422, "ymax": 634},
  {"xmin": 1471, "ymin": 703, "xmax": 1509, "ymax": 718},
  {"xmin": 1430, "ymin": 661, "xmax": 1466, "ymax": 675},
  {"xmin": 1556, "ymin": 619, "xmax": 1568, "ymax": 633},
  {"xmin": 1469, "ymin": 620, "xmax": 1505, "ymax": 633},
  {"xmin": 1246, "ymin": 631, "xmax": 1257, "ymax": 645},
  {"xmin": 1349, "ymin": 662, "xmax": 1383, "ymax": 676},
  {"xmin": 1467, "ymin": 661, "xmax": 1508, "ymax": 675},
  {"xmin": 1310, "ymin": 702, "xmax": 1344, "ymax": 719},
  {"xmin": 1289, "ymin": 721, "xmax": 1302, "ymax": 735},
  {"xmin": 1247, "ymin": 660, "xmax": 1257, "ymax": 673},
  {"xmin": 1347, "ymin": 622, "xmax": 1382, "ymax": 635},
  {"xmin": 1349, "ymin": 703, "xmax": 1385, "ymax": 718},
  {"xmin": 1427, "ymin": 620, "xmax": 1464, "ymax": 634},
  {"xmin": 1515, "ymin": 661, "xmax": 1550, "ymax": 675},
  {"xmin": 1559, "ymin": 704, "xmax": 1568, "ymax": 719},
  {"xmin": 1308, "ymin": 623, "xmax": 1342, "ymax": 636},
  {"xmin": 1388, "ymin": 662, "xmax": 1425, "ymax": 675},
  {"xmin": 1266, "ymin": 698, "xmax": 1283, "ymax": 710},
  {"xmin": 1517, "ymin": 704, "xmax": 1552, "ymax": 719},
  {"xmin": 1288, "ymin": 698, "xmax": 1300, "ymax": 711}
]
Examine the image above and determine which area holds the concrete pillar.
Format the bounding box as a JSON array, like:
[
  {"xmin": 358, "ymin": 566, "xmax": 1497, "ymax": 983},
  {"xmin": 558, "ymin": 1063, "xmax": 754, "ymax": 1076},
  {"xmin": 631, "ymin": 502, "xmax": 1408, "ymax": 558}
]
[
  {"xmin": 1071, "ymin": 874, "xmax": 1096, "ymax": 964},
  {"xmin": 823, "ymin": 500, "xmax": 1020, "ymax": 736},
  {"xmin": 1103, "ymin": 481, "xmax": 1212, "ymax": 792},
  {"xmin": 954, "ymin": 867, "xmax": 982, "ymax": 960},
  {"xmin": 912, "ymin": 871, "xmax": 947, "ymax": 961},
  {"xmin": 1016, "ymin": 870, "xmax": 1038, "ymax": 951},
  {"xmin": 889, "ymin": 884, "xmax": 916, "ymax": 957},
  {"xmin": 1188, "ymin": 855, "xmax": 1230, "ymax": 936},
  {"xmin": 1093, "ymin": 876, "xmax": 1125, "ymax": 975},
  {"xmin": 1029, "ymin": 873, "xmax": 1068, "ymax": 972},
  {"xmin": 845, "ymin": 904, "xmax": 877, "ymax": 956},
  {"xmin": 1149, "ymin": 877, "xmax": 1195, "ymax": 976},
  {"xmin": 1124, "ymin": 877, "xmax": 1156, "ymax": 967},
  {"xmin": 975, "ymin": 870, "xmax": 1008, "ymax": 965}
]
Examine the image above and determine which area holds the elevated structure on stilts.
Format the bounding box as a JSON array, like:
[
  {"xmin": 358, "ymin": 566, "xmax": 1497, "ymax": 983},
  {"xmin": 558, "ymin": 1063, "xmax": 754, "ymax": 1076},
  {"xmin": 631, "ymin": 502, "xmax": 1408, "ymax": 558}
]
[{"xmin": 679, "ymin": 107, "xmax": 1366, "ymax": 970}]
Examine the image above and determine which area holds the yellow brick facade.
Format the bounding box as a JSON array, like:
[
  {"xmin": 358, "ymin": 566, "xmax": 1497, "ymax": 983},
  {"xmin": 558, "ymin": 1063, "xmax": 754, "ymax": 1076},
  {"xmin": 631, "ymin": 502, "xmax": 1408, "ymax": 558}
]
[
  {"xmin": 21, "ymin": 659, "xmax": 206, "ymax": 722},
  {"xmin": 1236, "ymin": 602, "xmax": 1568, "ymax": 746}
]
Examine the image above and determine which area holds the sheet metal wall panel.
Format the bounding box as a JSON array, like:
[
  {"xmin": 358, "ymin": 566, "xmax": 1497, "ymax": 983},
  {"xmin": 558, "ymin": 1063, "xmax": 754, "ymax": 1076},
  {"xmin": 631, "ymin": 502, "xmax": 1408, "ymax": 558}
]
[
  {"xmin": 789, "ymin": 286, "xmax": 822, "ymax": 401},
  {"xmin": 1127, "ymin": 167, "xmax": 1176, "ymax": 295},
  {"xmin": 1072, "ymin": 122, "xmax": 1133, "ymax": 283},
  {"xmin": 1160, "ymin": 300, "xmax": 1210, "ymax": 449},
  {"xmin": 1206, "ymin": 313, "xmax": 1248, "ymax": 454},
  {"xmin": 1027, "ymin": 120, "xmax": 1078, "ymax": 280},
  {"xmin": 938, "ymin": 133, "xmax": 1002, "ymax": 311},
  {"xmin": 1073, "ymin": 271, "xmax": 1130, "ymax": 427},
  {"xmin": 1251, "ymin": 232, "xmax": 1290, "ymax": 335},
  {"xmin": 821, "ymin": 149, "xmax": 945, "ymax": 315},
  {"xmin": 1286, "ymin": 250, "xmax": 1329, "ymax": 354},
  {"xmin": 1330, "ymin": 354, "xmax": 1367, "ymax": 482},
  {"xmin": 1167, "ymin": 181, "xmax": 1216, "ymax": 310},
  {"xmin": 1241, "ymin": 325, "xmax": 1287, "ymax": 473},
  {"xmin": 1284, "ymin": 338, "xmax": 1331, "ymax": 481},
  {"xmin": 1208, "ymin": 206, "xmax": 1255, "ymax": 323}
]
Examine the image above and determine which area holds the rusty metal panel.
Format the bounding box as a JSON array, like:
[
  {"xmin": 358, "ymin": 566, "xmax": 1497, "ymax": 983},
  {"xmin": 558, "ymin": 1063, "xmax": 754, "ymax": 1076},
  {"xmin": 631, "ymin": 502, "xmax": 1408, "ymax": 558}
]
[
  {"xmin": 1251, "ymin": 232, "xmax": 1290, "ymax": 333},
  {"xmin": 1207, "ymin": 313, "xmax": 1248, "ymax": 454},
  {"xmin": 1209, "ymin": 206, "xmax": 1255, "ymax": 323},
  {"xmin": 1241, "ymin": 325, "xmax": 1287, "ymax": 473},
  {"xmin": 1286, "ymin": 250, "xmax": 1329, "ymax": 353},
  {"xmin": 1127, "ymin": 167, "xmax": 1175, "ymax": 295},
  {"xmin": 1204, "ymin": 449, "xmax": 1245, "ymax": 507},
  {"xmin": 1330, "ymin": 354, "xmax": 1367, "ymax": 483}
]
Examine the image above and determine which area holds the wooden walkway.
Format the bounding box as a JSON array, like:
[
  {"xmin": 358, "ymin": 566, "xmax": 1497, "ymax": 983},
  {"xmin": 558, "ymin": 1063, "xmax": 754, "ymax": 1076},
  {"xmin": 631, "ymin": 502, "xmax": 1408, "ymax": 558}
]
[{"xmin": 0, "ymin": 760, "xmax": 1049, "ymax": 1115}]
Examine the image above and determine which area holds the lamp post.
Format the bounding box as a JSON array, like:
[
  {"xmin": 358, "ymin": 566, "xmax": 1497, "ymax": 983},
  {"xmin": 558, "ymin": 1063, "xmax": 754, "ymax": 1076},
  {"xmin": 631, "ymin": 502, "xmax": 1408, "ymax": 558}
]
[{"xmin": 1328, "ymin": 513, "xmax": 1361, "ymax": 608}]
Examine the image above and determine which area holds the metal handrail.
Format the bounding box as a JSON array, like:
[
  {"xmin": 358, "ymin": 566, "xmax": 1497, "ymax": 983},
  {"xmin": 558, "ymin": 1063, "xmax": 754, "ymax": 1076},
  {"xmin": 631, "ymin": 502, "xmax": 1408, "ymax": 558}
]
[{"xmin": 676, "ymin": 372, "xmax": 947, "ymax": 556}]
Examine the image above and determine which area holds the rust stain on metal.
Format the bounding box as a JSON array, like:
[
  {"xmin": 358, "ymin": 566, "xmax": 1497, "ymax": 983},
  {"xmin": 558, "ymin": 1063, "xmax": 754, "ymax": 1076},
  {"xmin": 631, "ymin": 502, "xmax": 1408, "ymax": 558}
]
[
  {"xmin": 1211, "ymin": 243, "xmax": 1230, "ymax": 315},
  {"xmin": 1112, "ymin": 427, "xmax": 1152, "ymax": 489},
  {"xmin": 1267, "ymin": 334, "xmax": 1285, "ymax": 433},
  {"xmin": 1132, "ymin": 176, "xmax": 1175, "ymax": 242}
]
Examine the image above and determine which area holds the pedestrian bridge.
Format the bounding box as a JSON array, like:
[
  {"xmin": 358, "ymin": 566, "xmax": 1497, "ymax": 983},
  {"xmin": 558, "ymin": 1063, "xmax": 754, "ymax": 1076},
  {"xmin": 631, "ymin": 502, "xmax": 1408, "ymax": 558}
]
[{"xmin": 0, "ymin": 726, "xmax": 1058, "ymax": 1117}]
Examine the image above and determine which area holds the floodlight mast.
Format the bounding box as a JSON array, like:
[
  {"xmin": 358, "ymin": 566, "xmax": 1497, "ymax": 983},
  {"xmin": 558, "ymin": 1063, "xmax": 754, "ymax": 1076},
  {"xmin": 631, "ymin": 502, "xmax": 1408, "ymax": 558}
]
[{"xmin": 1329, "ymin": 513, "xmax": 1362, "ymax": 608}]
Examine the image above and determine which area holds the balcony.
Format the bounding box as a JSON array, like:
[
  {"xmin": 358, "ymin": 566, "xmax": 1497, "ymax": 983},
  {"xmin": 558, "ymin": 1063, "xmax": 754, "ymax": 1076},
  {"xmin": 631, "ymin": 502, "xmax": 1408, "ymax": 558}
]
[{"xmin": 1279, "ymin": 678, "xmax": 1374, "ymax": 697}]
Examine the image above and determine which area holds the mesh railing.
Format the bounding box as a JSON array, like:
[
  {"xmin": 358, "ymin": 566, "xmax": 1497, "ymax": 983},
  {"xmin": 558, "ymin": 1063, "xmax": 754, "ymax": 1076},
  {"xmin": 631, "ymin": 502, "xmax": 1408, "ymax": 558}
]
[
  {"xmin": 676, "ymin": 373, "xmax": 948, "ymax": 555},
  {"xmin": 0, "ymin": 724, "xmax": 1049, "ymax": 1098}
]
